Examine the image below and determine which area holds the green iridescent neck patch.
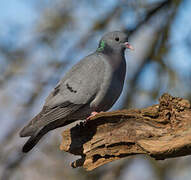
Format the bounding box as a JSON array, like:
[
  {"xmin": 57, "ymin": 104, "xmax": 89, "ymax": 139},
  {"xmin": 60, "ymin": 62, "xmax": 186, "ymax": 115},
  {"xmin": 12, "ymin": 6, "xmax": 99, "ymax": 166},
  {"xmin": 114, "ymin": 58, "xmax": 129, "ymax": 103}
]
[{"xmin": 97, "ymin": 40, "xmax": 105, "ymax": 52}]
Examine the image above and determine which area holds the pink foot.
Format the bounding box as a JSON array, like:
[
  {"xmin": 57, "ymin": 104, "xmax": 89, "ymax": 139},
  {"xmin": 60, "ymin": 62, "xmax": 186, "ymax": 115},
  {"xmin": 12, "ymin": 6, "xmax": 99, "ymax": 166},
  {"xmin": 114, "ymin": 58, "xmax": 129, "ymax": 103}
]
[{"xmin": 86, "ymin": 111, "xmax": 99, "ymax": 120}]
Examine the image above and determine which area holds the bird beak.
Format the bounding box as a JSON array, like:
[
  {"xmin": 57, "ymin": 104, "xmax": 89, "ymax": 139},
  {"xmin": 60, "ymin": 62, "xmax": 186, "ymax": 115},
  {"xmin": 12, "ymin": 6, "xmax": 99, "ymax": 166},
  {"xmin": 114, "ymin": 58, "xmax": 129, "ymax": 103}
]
[{"xmin": 124, "ymin": 42, "xmax": 134, "ymax": 50}]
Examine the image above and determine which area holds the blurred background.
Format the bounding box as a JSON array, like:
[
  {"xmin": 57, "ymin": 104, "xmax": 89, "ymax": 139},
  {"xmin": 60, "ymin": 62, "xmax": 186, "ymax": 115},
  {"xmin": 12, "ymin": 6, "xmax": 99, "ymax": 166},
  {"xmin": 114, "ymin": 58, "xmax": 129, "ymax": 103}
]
[{"xmin": 0, "ymin": 0, "xmax": 191, "ymax": 179}]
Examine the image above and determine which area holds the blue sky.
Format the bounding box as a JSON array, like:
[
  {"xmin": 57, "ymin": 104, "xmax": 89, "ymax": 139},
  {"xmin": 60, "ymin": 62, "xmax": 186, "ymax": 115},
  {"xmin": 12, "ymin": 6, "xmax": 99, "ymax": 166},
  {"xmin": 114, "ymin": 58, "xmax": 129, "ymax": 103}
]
[
  {"xmin": 0, "ymin": 0, "xmax": 38, "ymax": 33},
  {"xmin": 0, "ymin": 0, "xmax": 191, "ymax": 137},
  {"xmin": 0, "ymin": 1, "xmax": 191, "ymax": 179}
]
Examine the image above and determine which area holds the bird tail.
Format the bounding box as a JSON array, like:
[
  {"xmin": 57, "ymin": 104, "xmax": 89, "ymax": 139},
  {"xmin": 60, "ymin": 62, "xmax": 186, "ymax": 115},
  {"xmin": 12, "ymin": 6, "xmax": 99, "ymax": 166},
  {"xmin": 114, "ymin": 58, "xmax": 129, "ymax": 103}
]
[
  {"xmin": 21, "ymin": 121, "xmax": 58, "ymax": 153},
  {"xmin": 22, "ymin": 129, "xmax": 42, "ymax": 153},
  {"xmin": 22, "ymin": 122, "xmax": 58, "ymax": 153},
  {"xmin": 21, "ymin": 117, "xmax": 76, "ymax": 153}
]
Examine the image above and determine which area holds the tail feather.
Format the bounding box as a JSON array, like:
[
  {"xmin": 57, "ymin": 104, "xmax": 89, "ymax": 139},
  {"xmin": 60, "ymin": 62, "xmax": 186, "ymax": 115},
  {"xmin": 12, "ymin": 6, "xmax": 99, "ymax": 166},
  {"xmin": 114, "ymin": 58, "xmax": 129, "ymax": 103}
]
[
  {"xmin": 22, "ymin": 123, "xmax": 55, "ymax": 153},
  {"xmin": 22, "ymin": 131, "xmax": 42, "ymax": 153},
  {"xmin": 22, "ymin": 118, "xmax": 77, "ymax": 153},
  {"xmin": 20, "ymin": 104, "xmax": 85, "ymax": 152}
]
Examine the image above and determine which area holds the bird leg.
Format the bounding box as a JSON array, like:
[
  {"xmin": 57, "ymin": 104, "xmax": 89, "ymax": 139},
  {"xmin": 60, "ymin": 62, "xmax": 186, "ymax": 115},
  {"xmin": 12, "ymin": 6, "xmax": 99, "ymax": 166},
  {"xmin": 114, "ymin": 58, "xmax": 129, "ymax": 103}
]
[
  {"xmin": 86, "ymin": 111, "xmax": 99, "ymax": 120},
  {"xmin": 81, "ymin": 111, "xmax": 102, "ymax": 127}
]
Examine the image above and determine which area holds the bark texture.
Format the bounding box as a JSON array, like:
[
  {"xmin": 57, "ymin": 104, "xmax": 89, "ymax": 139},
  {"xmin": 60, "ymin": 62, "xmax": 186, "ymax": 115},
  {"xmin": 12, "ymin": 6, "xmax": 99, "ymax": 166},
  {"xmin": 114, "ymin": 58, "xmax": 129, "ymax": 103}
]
[{"xmin": 60, "ymin": 93, "xmax": 191, "ymax": 171}]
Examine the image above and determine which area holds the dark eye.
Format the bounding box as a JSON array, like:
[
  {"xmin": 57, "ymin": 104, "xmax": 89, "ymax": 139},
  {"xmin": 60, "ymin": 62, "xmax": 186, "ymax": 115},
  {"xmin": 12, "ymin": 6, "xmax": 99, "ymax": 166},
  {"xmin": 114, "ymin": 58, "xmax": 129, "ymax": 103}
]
[{"xmin": 115, "ymin": 37, "xmax": 119, "ymax": 41}]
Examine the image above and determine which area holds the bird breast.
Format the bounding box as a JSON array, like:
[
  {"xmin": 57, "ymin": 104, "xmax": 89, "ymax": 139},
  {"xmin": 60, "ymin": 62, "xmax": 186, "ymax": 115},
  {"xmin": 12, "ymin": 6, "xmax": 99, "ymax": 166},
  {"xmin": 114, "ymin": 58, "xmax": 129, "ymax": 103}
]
[{"xmin": 90, "ymin": 53, "xmax": 126, "ymax": 112}]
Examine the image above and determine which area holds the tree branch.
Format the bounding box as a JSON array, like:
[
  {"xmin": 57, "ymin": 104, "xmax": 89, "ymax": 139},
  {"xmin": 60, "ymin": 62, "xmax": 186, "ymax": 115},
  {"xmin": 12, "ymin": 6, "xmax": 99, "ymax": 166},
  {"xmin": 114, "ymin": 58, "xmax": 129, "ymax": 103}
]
[{"xmin": 60, "ymin": 93, "xmax": 191, "ymax": 171}]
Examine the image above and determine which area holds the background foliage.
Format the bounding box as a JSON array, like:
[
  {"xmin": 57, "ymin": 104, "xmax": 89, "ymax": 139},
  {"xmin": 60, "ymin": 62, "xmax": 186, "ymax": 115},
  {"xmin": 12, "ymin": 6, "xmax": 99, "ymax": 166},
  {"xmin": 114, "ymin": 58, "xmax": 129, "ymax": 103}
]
[{"xmin": 0, "ymin": 0, "xmax": 191, "ymax": 179}]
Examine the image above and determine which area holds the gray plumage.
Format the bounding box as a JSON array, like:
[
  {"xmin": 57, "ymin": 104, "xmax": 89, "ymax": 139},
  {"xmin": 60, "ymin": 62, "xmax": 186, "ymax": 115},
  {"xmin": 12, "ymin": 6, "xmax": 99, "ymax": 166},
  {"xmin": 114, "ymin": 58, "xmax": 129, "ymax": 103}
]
[{"xmin": 20, "ymin": 31, "xmax": 131, "ymax": 152}]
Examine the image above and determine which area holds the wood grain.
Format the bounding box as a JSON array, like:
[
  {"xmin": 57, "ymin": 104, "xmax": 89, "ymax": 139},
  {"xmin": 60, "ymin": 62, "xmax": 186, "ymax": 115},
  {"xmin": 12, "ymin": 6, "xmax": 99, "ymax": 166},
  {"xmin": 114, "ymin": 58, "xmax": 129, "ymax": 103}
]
[{"xmin": 60, "ymin": 93, "xmax": 191, "ymax": 170}]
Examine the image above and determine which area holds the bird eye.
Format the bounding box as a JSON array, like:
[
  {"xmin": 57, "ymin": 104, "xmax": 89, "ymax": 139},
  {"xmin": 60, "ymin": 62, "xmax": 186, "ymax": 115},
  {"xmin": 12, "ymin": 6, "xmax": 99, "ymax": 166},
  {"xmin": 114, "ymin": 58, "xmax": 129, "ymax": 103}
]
[{"xmin": 115, "ymin": 37, "xmax": 119, "ymax": 41}]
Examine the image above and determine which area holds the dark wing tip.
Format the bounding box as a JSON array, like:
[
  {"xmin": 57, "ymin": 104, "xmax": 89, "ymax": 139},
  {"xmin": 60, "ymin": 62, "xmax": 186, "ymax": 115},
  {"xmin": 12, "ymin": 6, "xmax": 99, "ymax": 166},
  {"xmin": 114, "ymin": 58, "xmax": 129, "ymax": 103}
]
[
  {"xmin": 22, "ymin": 134, "xmax": 43, "ymax": 153},
  {"xmin": 22, "ymin": 136, "xmax": 35, "ymax": 153},
  {"xmin": 21, "ymin": 115, "xmax": 73, "ymax": 153},
  {"xmin": 21, "ymin": 124, "xmax": 49, "ymax": 153},
  {"xmin": 22, "ymin": 128, "xmax": 43, "ymax": 153}
]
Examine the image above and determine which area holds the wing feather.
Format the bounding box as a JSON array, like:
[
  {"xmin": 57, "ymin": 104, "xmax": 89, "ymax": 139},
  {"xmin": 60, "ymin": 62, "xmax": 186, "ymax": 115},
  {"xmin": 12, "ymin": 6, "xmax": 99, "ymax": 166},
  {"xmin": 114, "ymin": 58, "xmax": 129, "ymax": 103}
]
[{"xmin": 20, "ymin": 53, "xmax": 105, "ymax": 137}]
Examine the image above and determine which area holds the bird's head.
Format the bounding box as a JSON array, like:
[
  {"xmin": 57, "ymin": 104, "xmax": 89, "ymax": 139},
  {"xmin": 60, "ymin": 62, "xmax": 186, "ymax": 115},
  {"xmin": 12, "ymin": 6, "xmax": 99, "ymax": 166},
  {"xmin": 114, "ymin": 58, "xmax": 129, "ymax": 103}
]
[{"xmin": 97, "ymin": 31, "xmax": 133, "ymax": 54}]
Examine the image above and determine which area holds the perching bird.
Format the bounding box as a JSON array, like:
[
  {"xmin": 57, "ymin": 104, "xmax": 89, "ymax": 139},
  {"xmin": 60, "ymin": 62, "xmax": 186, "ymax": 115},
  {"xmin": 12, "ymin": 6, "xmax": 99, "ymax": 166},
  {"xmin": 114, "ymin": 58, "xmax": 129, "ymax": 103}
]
[{"xmin": 20, "ymin": 31, "xmax": 133, "ymax": 153}]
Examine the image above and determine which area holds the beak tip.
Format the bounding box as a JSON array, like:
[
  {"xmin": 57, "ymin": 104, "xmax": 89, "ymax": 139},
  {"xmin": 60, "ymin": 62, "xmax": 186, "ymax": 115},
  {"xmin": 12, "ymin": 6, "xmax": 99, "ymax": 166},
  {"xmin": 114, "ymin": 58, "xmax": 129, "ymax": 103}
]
[{"xmin": 124, "ymin": 42, "xmax": 134, "ymax": 51}]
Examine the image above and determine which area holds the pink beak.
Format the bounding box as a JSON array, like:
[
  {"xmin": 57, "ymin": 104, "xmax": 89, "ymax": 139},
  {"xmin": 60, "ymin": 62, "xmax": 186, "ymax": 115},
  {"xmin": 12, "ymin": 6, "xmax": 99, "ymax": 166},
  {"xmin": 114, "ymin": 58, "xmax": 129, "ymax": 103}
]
[{"xmin": 124, "ymin": 42, "xmax": 134, "ymax": 50}]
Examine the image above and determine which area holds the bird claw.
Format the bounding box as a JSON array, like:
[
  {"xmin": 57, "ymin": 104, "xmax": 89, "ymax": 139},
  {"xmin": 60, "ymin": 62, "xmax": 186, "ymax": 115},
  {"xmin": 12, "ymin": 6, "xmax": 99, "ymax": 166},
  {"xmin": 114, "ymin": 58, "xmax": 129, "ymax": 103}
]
[
  {"xmin": 79, "ymin": 111, "xmax": 103, "ymax": 127},
  {"xmin": 80, "ymin": 112, "xmax": 99, "ymax": 127},
  {"xmin": 86, "ymin": 111, "xmax": 99, "ymax": 120}
]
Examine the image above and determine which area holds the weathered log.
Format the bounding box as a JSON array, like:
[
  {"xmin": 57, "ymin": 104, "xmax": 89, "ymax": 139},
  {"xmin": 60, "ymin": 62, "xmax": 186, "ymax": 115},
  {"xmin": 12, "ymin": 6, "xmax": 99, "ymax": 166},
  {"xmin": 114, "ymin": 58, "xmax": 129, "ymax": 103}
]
[{"xmin": 60, "ymin": 93, "xmax": 191, "ymax": 171}]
